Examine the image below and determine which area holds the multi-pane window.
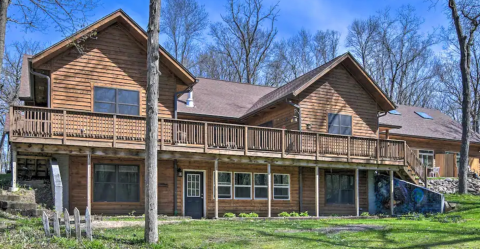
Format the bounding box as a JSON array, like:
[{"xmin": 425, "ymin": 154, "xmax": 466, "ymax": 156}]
[
  {"xmin": 325, "ymin": 174, "xmax": 354, "ymax": 204},
  {"xmin": 273, "ymin": 174, "xmax": 290, "ymax": 200},
  {"xmin": 234, "ymin": 173, "xmax": 252, "ymax": 199},
  {"xmin": 94, "ymin": 164, "xmax": 139, "ymax": 202},
  {"xmin": 419, "ymin": 150, "xmax": 434, "ymax": 168},
  {"xmin": 94, "ymin": 86, "xmax": 140, "ymax": 115},
  {"xmin": 254, "ymin": 173, "xmax": 268, "ymax": 199},
  {"xmin": 213, "ymin": 172, "xmax": 232, "ymax": 199},
  {"xmin": 328, "ymin": 113, "xmax": 352, "ymax": 135}
]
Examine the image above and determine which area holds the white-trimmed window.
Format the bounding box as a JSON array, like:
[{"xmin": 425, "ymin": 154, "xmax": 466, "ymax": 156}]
[
  {"xmin": 254, "ymin": 173, "xmax": 268, "ymax": 199},
  {"xmin": 419, "ymin": 150, "xmax": 434, "ymax": 167},
  {"xmin": 234, "ymin": 172, "xmax": 252, "ymax": 199},
  {"xmin": 273, "ymin": 174, "xmax": 290, "ymax": 200},
  {"xmin": 213, "ymin": 171, "xmax": 232, "ymax": 199}
]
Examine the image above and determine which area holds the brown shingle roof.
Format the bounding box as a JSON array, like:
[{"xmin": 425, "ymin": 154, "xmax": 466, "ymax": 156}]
[
  {"xmin": 380, "ymin": 105, "xmax": 480, "ymax": 143},
  {"xmin": 177, "ymin": 77, "xmax": 275, "ymax": 118}
]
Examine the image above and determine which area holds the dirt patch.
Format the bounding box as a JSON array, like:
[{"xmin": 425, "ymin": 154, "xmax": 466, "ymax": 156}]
[
  {"xmin": 92, "ymin": 219, "xmax": 192, "ymax": 229},
  {"xmin": 277, "ymin": 224, "xmax": 384, "ymax": 234}
]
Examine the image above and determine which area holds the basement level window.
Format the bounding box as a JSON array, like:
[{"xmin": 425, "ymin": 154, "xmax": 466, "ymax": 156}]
[
  {"xmin": 388, "ymin": 110, "xmax": 401, "ymax": 115},
  {"xmin": 415, "ymin": 111, "xmax": 433, "ymax": 119},
  {"xmin": 94, "ymin": 164, "xmax": 140, "ymax": 202}
]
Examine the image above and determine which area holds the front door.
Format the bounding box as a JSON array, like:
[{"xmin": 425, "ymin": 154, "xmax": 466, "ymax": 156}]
[{"xmin": 184, "ymin": 171, "xmax": 204, "ymax": 219}]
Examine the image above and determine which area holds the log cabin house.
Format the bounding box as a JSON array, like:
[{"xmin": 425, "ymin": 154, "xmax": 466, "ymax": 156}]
[
  {"xmin": 8, "ymin": 10, "xmax": 430, "ymax": 218},
  {"xmin": 380, "ymin": 105, "xmax": 480, "ymax": 177}
]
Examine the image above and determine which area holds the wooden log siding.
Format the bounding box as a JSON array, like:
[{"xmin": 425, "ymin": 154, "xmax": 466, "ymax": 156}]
[{"xmin": 10, "ymin": 106, "xmax": 409, "ymax": 166}]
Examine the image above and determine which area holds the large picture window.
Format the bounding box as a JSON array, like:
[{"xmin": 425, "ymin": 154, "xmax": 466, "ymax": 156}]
[
  {"xmin": 213, "ymin": 172, "xmax": 232, "ymax": 199},
  {"xmin": 94, "ymin": 164, "xmax": 140, "ymax": 202},
  {"xmin": 419, "ymin": 150, "xmax": 434, "ymax": 168},
  {"xmin": 234, "ymin": 173, "xmax": 252, "ymax": 199},
  {"xmin": 325, "ymin": 174, "xmax": 354, "ymax": 204},
  {"xmin": 94, "ymin": 86, "xmax": 140, "ymax": 115},
  {"xmin": 273, "ymin": 174, "xmax": 290, "ymax": 200},
  {"xmin": 254, "ymin": 173, "xmax": 268, "ymax": 199},
  {"xmin": 328, "ymin": 113, "xmax": 352, "ymax": 135}
]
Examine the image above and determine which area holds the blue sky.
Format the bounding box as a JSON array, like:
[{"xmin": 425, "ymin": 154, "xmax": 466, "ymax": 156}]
[{"xmin": 5, "ymin": 0, "xmax": 449, "ymax": 53}]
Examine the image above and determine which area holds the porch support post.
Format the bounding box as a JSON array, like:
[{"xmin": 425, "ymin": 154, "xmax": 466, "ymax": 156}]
[
  {"xmin": 267, "ymin": 163, "xmax": 271, "ymax": 218},
  {"xmin": 355, "ymin": 168, "xmax": 359, "ymax": 216},
  {"xmin": 87, "ymin": 153, "xmax": 91, "ymax": 211},
  {"xmin": 390, "ymin": 170, "xmax": 394, "ymax": 216},
  {"xmin": 214, "ymin": 159, "xmax": 218, "ymax": 219},
  {"xmin": 10, "ymin": 144, "xmax": 17, "ymax": 191},
  {"xmin": 315, "ymin": 166, "xmax": 319, "ymax": 217}
]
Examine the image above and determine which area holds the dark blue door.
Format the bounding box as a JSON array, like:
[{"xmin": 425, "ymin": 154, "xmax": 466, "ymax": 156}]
[{"xmin": 184, "ymin": 171, "xmax": 204, "ymax": 219}]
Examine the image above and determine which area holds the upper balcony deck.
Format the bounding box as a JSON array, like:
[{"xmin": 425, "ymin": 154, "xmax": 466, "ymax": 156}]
[{"xmin": 7, "ymin": 105, "xmax": 420, "ymax": 167}]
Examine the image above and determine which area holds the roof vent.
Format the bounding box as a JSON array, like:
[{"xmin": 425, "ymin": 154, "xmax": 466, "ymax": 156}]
[{"xmin": 186, "ymin": 91, "xmax": 194, "ymax": 107}]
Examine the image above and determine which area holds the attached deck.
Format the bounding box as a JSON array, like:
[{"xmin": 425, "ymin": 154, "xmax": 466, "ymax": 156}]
[{"xmin": 9, "ymin": 106, "xmax": 426, "ymax": 180}]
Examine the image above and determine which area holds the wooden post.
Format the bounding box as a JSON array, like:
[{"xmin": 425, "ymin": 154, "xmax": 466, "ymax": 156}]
[
  {"xmin": 85, "ymin": 207, "xmax": 93, "ymax": 241},
  {"xmin": 315, "ymin": 166, "xmax": 319, "ymax": 217},
  {"xmin": 424, "ymin": 163, "xmax": 428, "ymax": 188},
  {"xmin": 64, "ymin": 209, "xmax": 71, "ymax": 238},
  {"xmin": 10, "ymin": 144, "xmax": 17, "ymax": 191},
  {"xmin": 347, "ymin": 136, "xmax": 351, "ymax": 162},
  {"xmin": 390, "ymin": 170, "xmax": 394, "ymax": 216},
  {"xmin": 87, "ymin": 153, "xmax": 91, "ymax": 211},
  {"xmin": 53, "ymin": 212, "xmax": 60, "ymax": 237},
  {"xmin": 161, "ymin": 119, "xmax": 165, "ymax": 150},
  {"xmin": 74, "ymin": 207, "xmax": 81, "ymax": 241},
  {"xmin": 403, "ymin": 141, "xmax": 407, "ymax": 166},
  {"xmin": 281, "ymin": 129, "xmax": 285, "ymax": 158},
  {"xmin": 244, "ymin": 126, "xmax": 248, "ymax": 155},
  {"xmin": 42, "ymin": 211, "xmax": 50, "ymax": 237},
  {"xmin": 267, "ymin": 164, "xmax": 271, "ymax": 218},
  {"xmin": 214, "ymin": 159, "xmax": 218, "ymax": 219},
  {"xmin": 385, "ymin": 129, "xmax": 390, "ymax": 139},
  {"xmin": 299, "ymin": 167, "xmax": 302, "ymax": 212},
  {"xmin": 355, "ymin": 169, "xmax": 359, "ymax": 216},
  {"xmin": 376, "ymin": 138, "xmax": 380, "ymax": 164},
  {"xmin": 113, "ymin": 114, "xmax": 117, "ymax": 147},
  {"xmin": 204, "ymin": 123, "xmax": 208, "ymax": 152},
  {"xmin": 63, "ymin": 110, "xmax": 67, "ymax": 144},
  {"xmin": 316, "ymin": 133, "xmax": 320, "ymax": 160},
  {"xmin": 9, "ymin": 106, "xmax": 13, "ymax": 137}
]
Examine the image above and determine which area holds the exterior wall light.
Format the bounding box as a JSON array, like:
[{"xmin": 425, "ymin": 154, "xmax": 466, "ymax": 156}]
[{"xmin": 177, "ymin": 167, "xmax": 183, "ymax": 177}]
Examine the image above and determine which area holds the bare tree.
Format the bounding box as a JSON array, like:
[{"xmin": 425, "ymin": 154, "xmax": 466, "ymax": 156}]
[
  {"xmin": 346, "ymin": 6, "xmax": 438, "ymax": 108},
  {"xmin": 145, "ymin": 0, "xmax": 161, "ymax": 243},
  {"xmin": 445, "ymin": 0, "xmax": 480, "ymax": 194},
  {"xmin": 161, "ymin": 0, "xmax": 208, "ymax": 70},
  {"xmin": 312, "ymin": 29, "xmax": 340, "ymax": 65},
  {"xmin": 195, "ymin": 45, "xmax": 239, "ymax": 81},
  {"xmin": 0, "ymin": 0, "xmax": 98, "ymax": 81},
  {"xmin": 210, "ymin": 0, "xmax": 279, "ymax": 84}
]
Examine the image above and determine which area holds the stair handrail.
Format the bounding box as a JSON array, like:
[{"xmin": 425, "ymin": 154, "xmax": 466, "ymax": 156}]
[{"xmin": 405, "ymin": 144, "xmax": 426, "ymax": 183}]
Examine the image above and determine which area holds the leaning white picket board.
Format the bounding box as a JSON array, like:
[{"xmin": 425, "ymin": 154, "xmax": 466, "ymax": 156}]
[
  {"xmin": 74, "ymin": 207, "xmax": 81, "ymax": 241},
  {"xmin": 85, "ymin": 207, "xmax": 93, "ymax": 241},
  {"xmin": 42, "ymin": 212, "xmax": 50, "ymax": 237},
  {"xmin": 53, "ymin": 212, "xmax": 61, "ymax": 237},
  {"xmin": 64, "ymin": 209, "xmax": 71, "ymax": 238}
]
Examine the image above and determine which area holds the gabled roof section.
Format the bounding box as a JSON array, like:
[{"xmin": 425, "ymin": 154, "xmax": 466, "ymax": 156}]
[
  {"xmin": 19, "ymin": 54, "xmax": 33, "ymax": 100},
  {"xmin": 178, "ymin": 77, "xmax": 276, "ymax": 118},
  {"xmin": 380, "ymin": 105, "xmax": 480, "ymax": 144},
  {"xmin": 243, "ymin": 52, "xmax": 396, "ymax": 118},
  {"xmin": 31, "ymin": 9, "xmax": 195, "ymax": 85}
]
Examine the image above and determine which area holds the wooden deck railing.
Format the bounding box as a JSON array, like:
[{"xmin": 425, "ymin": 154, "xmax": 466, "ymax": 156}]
[
  {"xmin": 405, "ymin": 145, "xmax": 427, "ymax": 183},
  {"xmin": 10, "ymin": 106, "xmax": 409, "ymax": 165}
]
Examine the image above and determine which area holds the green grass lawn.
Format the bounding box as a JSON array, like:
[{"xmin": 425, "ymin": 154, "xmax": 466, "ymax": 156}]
[{"xmin": 1, "ymin": 194, "xmax": 480, "ymax": 248}]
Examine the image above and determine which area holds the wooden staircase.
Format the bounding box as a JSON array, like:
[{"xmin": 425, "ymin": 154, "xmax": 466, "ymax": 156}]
[{"xmin": 397, "ymin": 145, "xmax": 427, "ymax": 186}]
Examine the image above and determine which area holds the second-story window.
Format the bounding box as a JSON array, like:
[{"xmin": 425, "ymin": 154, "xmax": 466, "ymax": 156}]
[
  {"xmin": 328, "ymin": 113, "xmax": 352, "ymax": 135},
  {"xmin": 94, "ymin": 86, "xmax": 140, "ymax": 115}
]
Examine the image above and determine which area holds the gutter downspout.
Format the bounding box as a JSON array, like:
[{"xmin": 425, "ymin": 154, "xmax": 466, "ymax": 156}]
[
  {"xmin": 287, "ymin": 99, "xmax": 303, "ymax": 212},
  {"xmin": 30, "ymin": 70, "xmax": 51, "ymax": 108}
]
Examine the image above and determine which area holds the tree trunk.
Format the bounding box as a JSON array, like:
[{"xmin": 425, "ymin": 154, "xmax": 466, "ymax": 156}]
[
  {"xmin": 145, "ymin": 0, "xmax": 161, "ymax": 243},
  {"xmin": 0, "ymin": 0, "xmax": 10, "ymax": 78},
  {"xmin": 449, "ymin": 0, "xmax": 472, "ymax": 194}
]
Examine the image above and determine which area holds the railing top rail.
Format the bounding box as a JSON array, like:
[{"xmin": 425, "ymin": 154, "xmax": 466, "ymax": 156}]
[{"xmin": 12, "ymin": 105, "xmax": 407, "ymax": 144}]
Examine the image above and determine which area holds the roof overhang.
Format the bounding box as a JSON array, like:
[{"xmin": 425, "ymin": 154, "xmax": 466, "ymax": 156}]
[
  {"xmin": 379, "ymin": 123, "xmax": 402, "ymax": 129},
  {"xmin": 292, "ymin": 53, "xmax": 396, "ymax": 112},
  {"xmin": 31, "ymin": 9, "xmax": 196, "ymax": 85}
]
